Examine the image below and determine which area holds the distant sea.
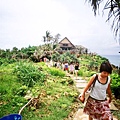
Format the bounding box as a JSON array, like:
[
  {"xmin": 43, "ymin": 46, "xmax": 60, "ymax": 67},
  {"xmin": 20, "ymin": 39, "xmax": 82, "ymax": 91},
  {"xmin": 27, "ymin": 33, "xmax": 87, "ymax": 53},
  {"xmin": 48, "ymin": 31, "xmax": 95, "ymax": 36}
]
[{"xmin": 101, "ymin": 55, "xmax": 120, "ymax": 67}]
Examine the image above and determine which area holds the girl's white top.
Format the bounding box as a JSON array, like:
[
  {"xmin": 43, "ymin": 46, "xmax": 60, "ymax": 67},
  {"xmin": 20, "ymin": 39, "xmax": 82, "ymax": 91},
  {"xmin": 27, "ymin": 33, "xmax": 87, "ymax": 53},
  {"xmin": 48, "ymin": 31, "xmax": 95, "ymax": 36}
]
[
  {"xmin": 69, "ymin": 64, "xmax": 74, "ymax": 71},
  {"xmin": 90, "ymin": 74, "xmax": 111, "ymax": 100}
]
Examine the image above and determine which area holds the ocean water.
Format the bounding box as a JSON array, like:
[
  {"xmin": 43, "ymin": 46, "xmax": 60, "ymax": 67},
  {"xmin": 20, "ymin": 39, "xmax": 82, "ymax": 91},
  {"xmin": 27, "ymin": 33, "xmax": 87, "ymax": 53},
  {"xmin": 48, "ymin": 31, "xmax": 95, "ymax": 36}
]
[{"xmin": 101, "ymin": 55, "xmax": 120, "ymax": 67}]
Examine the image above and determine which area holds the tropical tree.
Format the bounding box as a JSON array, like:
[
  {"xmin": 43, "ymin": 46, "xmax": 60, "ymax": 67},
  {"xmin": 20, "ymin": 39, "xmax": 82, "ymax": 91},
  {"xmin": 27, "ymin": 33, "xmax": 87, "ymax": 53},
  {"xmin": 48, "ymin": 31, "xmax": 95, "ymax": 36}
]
[
  {"xmin": 53, "ymin": 33, "xmax": 61, "ymax": 44},
  {"xmin": 42, "ymin": 31, "xmax": 61, "ymax": 50},
  {"xmin": 42, "ymin": 31, "xmax": 53, "ymax": 51},
  {"xmin": 0, "ymin": 49, "xmax": 6, "ymax": 58},
  {"xmin": 5, "ymin": 49, "xmax": 11, "ymax": 58},
  {"xmin": 53, "ymin": 33, "xmax": 61, "ymax": 50},
  {"xmin": 43, "ymin": 30, "xmax": 53, "ymax": 43},
  {"xmin": 87, "ymin": 0, "xmax": 120, "ymax": 43},
  {"xmin": 78, "ymin": 47, "xmax": 84, "ymax": 54},
  {"xmin": 11, "ymin": 47, "xmax": 19, "ymax": 59}
]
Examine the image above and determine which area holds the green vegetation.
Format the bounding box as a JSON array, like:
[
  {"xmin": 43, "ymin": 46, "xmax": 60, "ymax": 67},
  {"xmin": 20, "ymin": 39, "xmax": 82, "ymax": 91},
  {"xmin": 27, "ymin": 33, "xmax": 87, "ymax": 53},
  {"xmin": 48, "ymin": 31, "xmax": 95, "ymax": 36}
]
[
  {"xmin": 111, "ymin": 73, "xmax": 120, "ymax": 99},
  {"xmin": 13, "ymin": 61, "xmax": 45, "ymax": 87},
  {"xmin": 0, "ymin": 61, "xmax": 78, "ymax": 120},
  {"xmin": 0, "ymin": 46, "xmax": 120, "ymax": 119}
]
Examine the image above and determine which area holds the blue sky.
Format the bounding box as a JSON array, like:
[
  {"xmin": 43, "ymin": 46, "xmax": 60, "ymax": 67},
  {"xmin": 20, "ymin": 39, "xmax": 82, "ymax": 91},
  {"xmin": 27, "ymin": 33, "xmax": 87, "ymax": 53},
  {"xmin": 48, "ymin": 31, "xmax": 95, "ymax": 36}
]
[{"xmin": 0, "ymin": 0, "xmax": 120, "ymax": 55}]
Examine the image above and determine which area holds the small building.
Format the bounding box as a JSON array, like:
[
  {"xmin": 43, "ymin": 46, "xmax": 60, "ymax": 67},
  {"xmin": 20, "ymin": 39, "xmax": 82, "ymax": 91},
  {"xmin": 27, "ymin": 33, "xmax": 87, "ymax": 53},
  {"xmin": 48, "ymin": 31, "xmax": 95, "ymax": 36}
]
[{"xmin": 59, "ymin": 37, "xmax": 75, "ymax": 50}]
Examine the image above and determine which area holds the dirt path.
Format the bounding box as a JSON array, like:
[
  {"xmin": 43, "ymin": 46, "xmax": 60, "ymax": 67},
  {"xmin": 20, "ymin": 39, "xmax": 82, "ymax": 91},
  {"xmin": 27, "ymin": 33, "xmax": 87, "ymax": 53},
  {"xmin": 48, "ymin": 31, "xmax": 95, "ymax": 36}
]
[{"xmin": 68, "ymin": 74, "xmax": 118, "ymax": 120}]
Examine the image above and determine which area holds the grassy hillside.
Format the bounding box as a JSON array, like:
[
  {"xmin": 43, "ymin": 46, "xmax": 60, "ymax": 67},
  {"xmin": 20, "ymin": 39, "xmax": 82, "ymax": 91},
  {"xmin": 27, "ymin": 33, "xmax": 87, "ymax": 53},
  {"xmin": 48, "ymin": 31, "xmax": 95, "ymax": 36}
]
[
  {"xmin": 0, "ymin": 61, "xmax": 79, "ymax": 120},
  {"xmin": 0, "ymin": 54, "xmax": 120, "ymax": 119}
]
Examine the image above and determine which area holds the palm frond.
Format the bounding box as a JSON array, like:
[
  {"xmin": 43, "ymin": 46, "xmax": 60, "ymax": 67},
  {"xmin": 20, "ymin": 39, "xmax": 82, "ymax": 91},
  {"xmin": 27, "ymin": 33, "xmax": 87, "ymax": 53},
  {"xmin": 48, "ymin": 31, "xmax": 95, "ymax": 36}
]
[
  {"xmin": 43, "ymin": 36, "xmax": 46, "ymax": 42},
  {"xmin": 104, "ymin": 0, "xmax": 120, "ymax": 42},
  {"xmin": 87, "ymin": 0, "xmax": 103, "ymax": 15},
  {"xmin": 87, "ymin": 0, "xmax": 120, "ymax": 42}
]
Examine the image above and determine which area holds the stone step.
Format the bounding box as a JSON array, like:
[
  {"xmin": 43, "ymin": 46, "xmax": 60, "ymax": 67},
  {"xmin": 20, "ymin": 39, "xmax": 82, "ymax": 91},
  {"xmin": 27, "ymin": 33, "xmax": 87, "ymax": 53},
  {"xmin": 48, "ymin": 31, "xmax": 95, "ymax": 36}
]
[
  {"xmin": 76, "ymin": 83, "xmax": 87, "ymax": 88},
  {"xmin": 77, "ymin": 89, "xmax": 84, "ymax": 93},
  {"xmin": 109, "ymin": 102, "xmax": 118, "ymax": 110},
  {"xmin": 73, "ymin": 109, "xmax": 88, "ymax": 120},
  {"xmin": 74, "ymin": 79, "xmax": 87, "ymax": 83}
]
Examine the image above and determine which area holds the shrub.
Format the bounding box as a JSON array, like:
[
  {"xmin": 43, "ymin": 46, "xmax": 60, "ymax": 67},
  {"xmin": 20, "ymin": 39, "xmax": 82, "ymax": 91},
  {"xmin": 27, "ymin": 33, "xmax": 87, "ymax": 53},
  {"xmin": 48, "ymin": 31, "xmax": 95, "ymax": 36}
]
[
  {"xmin": 111, "ymin": 74, "xmax": 120, "ymax": 99},
  {"xmin": 47, "ymin": 67, "xmax": 65, "ymax": 77},
  {"xmin": 78, "ymin": 69, "xmax": 83, "ymax": 76},
  {"xmin": 13, "ymin": 61, "xmax": 45, "ymax": 87},
  {"xmin": 0, "ymin": 58, "xmax": 17, "ymax": 66}
]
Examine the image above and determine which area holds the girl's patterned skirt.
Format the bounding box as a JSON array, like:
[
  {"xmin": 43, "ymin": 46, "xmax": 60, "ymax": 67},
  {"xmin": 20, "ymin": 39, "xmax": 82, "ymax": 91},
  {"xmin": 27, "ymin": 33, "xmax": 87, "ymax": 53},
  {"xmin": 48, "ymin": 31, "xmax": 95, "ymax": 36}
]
[{"xmin": 83, "ymin": 97, "xmax": 113, "ymax": 120}]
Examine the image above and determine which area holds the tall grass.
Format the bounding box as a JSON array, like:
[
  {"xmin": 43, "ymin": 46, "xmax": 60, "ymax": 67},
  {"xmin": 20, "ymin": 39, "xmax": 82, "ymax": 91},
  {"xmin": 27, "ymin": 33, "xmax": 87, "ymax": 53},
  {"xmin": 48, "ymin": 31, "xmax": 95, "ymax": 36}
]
[
  {"xmin": 13, "ymin": 61, "xmax": 45, "ymax": 87},
  {"xmin": 0, "ymin": 61, "xmax": 78, "ymax": 119}
]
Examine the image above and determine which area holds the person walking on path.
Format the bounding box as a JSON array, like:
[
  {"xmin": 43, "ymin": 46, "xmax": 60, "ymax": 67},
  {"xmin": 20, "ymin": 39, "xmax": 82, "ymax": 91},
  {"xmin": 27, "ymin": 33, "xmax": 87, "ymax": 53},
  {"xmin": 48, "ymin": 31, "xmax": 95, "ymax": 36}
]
[
  {"xmin": 79, "ymin": 61, "xmax": 113, "ymax": 120},
  {"xmin": 69, "ymin": 62, "xmax": 75, "ymax": 75},
  {"xmin": 64, "ymin": 61, "xmax": 69, "ymax": 73},
  {"xmin": 74, "ymin": 62, "xmax": 79, "ymax": 80}
]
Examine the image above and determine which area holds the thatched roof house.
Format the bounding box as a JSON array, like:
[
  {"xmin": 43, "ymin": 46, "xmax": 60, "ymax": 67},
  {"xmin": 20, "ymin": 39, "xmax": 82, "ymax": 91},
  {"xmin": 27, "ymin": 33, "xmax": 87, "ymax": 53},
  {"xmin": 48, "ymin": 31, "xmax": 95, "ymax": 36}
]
[{"xmin": 59, "ymin": 37, "xmax": 75, "ymax": 50}]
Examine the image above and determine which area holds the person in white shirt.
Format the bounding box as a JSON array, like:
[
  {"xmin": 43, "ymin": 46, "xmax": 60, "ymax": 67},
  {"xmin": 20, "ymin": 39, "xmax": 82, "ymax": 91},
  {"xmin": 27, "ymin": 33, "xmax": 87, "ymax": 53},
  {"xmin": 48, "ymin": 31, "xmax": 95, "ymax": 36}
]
[
  {"xmin": 79, "ymin": 61, "xmax": 113, "ymax": 120},
  {"xmin": 69, "ymin": 62, "xmax": 75, "ymax": 75}
]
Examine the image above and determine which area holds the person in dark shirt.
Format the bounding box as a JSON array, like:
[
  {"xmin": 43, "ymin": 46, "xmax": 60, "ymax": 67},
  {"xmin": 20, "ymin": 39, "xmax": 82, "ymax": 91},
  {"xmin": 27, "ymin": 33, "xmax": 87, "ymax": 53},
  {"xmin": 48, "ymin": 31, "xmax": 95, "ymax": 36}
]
[{"xmin": 74, "ymin": 62, "xmax": 79, "ymax": 79}]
